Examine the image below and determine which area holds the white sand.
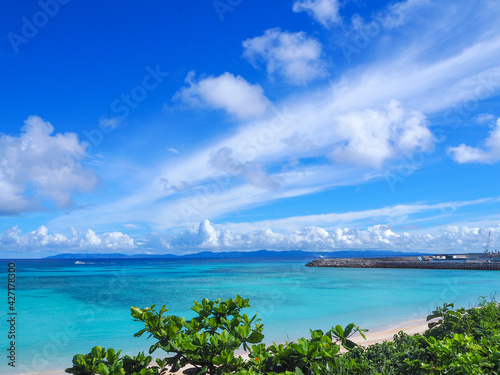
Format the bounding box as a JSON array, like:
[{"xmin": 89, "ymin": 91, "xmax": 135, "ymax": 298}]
[{"xmin": 350, "ymin": 318, "xmax": 429, "ymax": 347}]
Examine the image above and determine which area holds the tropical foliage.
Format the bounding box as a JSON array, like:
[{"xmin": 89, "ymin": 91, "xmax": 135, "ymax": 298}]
[{"xmin": 66, "ymin": 296, "xmax": 500, "ymax": 375}]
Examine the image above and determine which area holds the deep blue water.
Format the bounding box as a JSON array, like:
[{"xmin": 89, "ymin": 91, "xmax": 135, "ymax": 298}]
[{"xmin": 1, "ymin": 257, "xmax": 500, "ymax": 374}]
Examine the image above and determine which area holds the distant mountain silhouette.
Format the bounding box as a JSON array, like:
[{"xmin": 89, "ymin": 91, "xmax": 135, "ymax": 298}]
[{"xmin": 45, "ymin": 249, "xmax": 429, "ymax": 260}]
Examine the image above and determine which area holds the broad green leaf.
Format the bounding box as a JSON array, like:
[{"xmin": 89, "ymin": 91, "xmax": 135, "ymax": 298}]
[
  {"xmin": 131, "ymin": 306, "xmax": 142, "ymax": 318},
  {"xmin": 97, "ymin": 363, "xmax": 110, "ymax": 375},
  {"xmin": 246, "ymin": 331, "xmax": 265, "ymax": 344}
]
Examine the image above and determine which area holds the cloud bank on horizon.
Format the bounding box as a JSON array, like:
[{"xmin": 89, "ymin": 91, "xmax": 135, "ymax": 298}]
[
  {"xmin": 3, "ymin": 218, "xmax": 500, "ymax": 256},
  {"xmin": 1, "ymin": 0, "xmax": 500, "ymax": 257}
]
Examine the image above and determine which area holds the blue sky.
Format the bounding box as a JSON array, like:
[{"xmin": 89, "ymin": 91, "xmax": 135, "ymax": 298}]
[{"xmin": 1, "ymin": 0, "xmax": 500, "ymax": 258}]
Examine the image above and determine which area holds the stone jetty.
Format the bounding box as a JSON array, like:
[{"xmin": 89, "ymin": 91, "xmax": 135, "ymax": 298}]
[{"xmin": 306, "ymin": 257, "xmax": 500, "ymax": 270}]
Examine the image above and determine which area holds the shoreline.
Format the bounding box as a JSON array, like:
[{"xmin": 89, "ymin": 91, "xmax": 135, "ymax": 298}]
[
  {"xmin": 349, "ymin": 318, "xmax": 429, "ymax": 347},
  {"xmin": 21, "ymin": 319, "xmax": 431, "ymax": 375}
]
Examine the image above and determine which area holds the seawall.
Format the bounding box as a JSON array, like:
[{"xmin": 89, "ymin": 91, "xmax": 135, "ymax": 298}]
[{"xmin": 306, "ymin": 258, "xmax": 500, "ymax": 270}]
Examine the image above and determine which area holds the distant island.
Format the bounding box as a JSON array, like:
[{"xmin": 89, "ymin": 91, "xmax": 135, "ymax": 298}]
[{"xmin": 44, "ymin": 249, "xmax": 429, "ymax": 260}]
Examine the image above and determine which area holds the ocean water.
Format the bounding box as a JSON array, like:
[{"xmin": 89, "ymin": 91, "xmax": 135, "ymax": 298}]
[{"xmin": 1, "ymin": 257, "xmax": 500, "ymax": 374}]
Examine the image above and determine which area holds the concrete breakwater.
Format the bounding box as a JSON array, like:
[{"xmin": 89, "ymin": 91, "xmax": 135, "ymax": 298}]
[{"xmin": 306, "ymin": 258, "xmax": 500, "ymax": 270}]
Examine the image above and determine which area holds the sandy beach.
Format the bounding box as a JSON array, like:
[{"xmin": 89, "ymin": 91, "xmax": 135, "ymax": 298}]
[
  {"xmin": 26, "ymin": 319, "xmax": 430, "ymax": 375},
  {"xmin": 350, "ymin": 319, "xmax": 429, "ymax": 347}
]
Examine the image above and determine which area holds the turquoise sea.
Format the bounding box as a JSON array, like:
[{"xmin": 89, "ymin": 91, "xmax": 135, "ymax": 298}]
[{"xmin": 1, "ymin": 257, "xmax": 500, "ymax": 375}]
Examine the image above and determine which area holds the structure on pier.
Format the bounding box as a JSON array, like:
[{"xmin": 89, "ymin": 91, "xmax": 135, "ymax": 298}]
[{"xmin": 307, "ymin": 252, "xmax": 500, "ymax": 270}]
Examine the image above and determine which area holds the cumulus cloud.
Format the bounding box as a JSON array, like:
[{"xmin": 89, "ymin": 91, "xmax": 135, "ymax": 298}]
[
  {"xmin": 4, "ymin": 220, "xmax": 497, "ymax": 256},
  {"xmin": 160, "ymin": 220, "xmax": 500, "ymax": 254},
  {"xmin": 0, "ymin": 225, "xmax": 136, "ymax": 253},
  {"xmin": 210, "ymin": 147, "xmax": 281, "ymax": 190},
  {"xmin": 292, "ymin": 0, "xmax": 341, "ymax": 27},
  {"xmin": 174, "ymin": 72, "xmax": 270, "ymax": 120},
  {"xmin": 243, "ymin": 28, "xmax": 326, "ymax": 85},
  {"xmin": 448, "ymin": 118, "xmax": 500, "ymax": 164},
  {"xmin": 0, "ymin": 116, "xmax": 97, "ymax": 215},
  {"xmin": 42, "ymin": 0, "xmax": 500, "ymax": 233},
  {"xmin": 331, "ymin": 100, "xmax": 434, "ymax": 168},
  {"xmin": 198, "ymin": 219, "xmax": 219, "ymax": 247}
]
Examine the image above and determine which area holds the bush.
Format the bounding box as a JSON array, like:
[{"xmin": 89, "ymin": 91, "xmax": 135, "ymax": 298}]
[
  {"xmin": 66, "ymin": 295, "xmax": 365, "ymax": 375},
  {"xmin": 66, "ymin": 296, "xmax": 500, "ymax": 375},
  {"xmin": 131, "ymin": 295, "xmax": 264, "ymax": 374},
  {"xmin": 65, "ymin": 346, "xmax": 163, "ymax": 375},
  {"xmin": 336, "ymin": 332, "xmax": 429, "ymax": 374}
]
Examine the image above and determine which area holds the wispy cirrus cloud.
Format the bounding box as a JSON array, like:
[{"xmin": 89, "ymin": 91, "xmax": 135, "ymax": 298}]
[
  {"xmin": 41, "ymin": 0, "xmax": 500, "ymax": 246},
  {"xmin": 209, "ymin": 147, "xmax": 281, "ymax": 190},
  {"xmin": 218, "ymin": 197, "xmax": 498, "ymax": 233}
]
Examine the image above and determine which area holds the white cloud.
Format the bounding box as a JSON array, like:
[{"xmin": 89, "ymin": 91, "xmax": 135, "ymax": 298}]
[
  {"xmin": 210, "ymin": 147, "xmax": 281, "ymax": 190},
  {"xmin": 154, "ymin": 197, "xmax": 499, "ymax": 252},
  {"xmin": 160, "ymin": 219, "xmax": 500, "ymax": 254},
  {"xmin": 331, "ymin": 100, "xmax": 433, "ymax": 168},
  {"xmin": 0, "ymin": 225, "xmax": 136, "ymax": 253},
  {"xmin": 378, "ymin": 0, "xmax": 430, "ymax": 29},
  {"xmin": 220, "ymin": 197, "xmax": 494, "ymax": 233},
  {"xmin": 44, "ymin": 1, "xmax": 500, "ymax": 234},
  {"xmin": 4, "ymin": 219, "xmax": 497, "ymax": 255},
  {"xmin": 100, "ymin": 231, "xmax": 136, "ymax": 249},
  {"xmin": 0, "ymin": 116, "xmax": 97, "ymax": 215},
  {"xmin": 198, "ymin": 219, "xmax": 219, "ymax": 247},
  {"xmin": 448, "ymin": 119, "xmax": 500, "ymax": 164},
  {"xmin": 475, "ymin": 113, "xmax": 496, "ymax": 124},
  {"xmin": 292, "ymin": 0, "xmax": 341, "ymax": 27},
  {"xmin": 174, "ymin": 72, "xmax": 270, "ymax": 120},
  {"xmin": 85, "ymin": 229, "xmax": 102, "ymax": 246},
  {"xmin": 243, "ymin": 28, "xmax": 326, "ymax": 85}
]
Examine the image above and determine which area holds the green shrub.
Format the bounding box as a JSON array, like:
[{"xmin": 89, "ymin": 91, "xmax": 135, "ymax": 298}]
[
  {"xmin": 131, "ymin": 295, "xmax": 264, "ymax": 374},
  {"xmin": 423, "ymin": 333, "xmax": 500, "ymax": 374},
  {"xmin": 65, "ymin": 346, "xmax": 163, "ymax": 375},
  {"xmin": 66, "ymin": 296, "xmax": 500, "ymax": 375}
]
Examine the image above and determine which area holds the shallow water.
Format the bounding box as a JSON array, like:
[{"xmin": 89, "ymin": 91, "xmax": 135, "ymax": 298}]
[{"xmin": 1, "ymin": 257, "xmax": 499, "ymax": 374}]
